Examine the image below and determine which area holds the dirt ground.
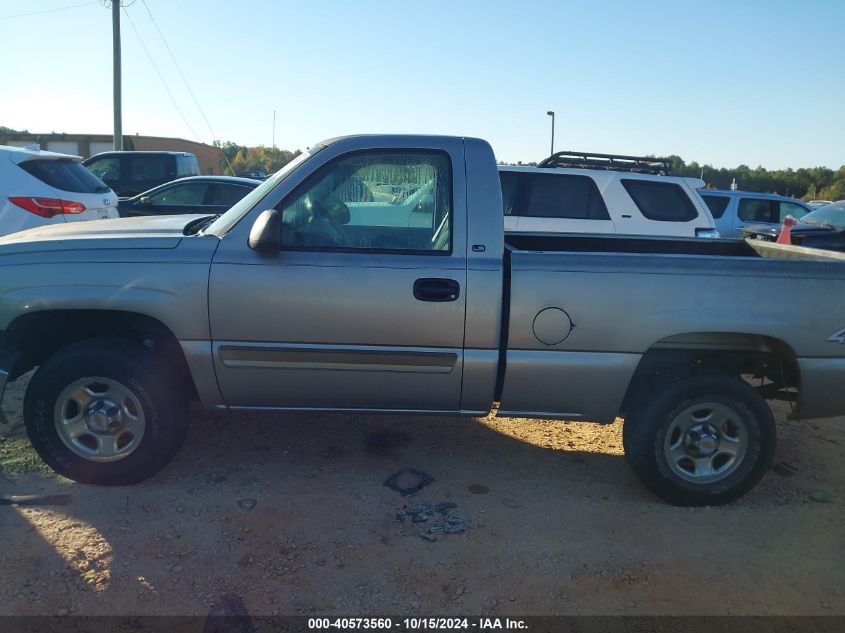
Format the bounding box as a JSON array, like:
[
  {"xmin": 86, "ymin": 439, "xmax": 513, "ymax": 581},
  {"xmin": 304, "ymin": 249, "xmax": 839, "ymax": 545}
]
[{"xmin": 0, "ymin": 374, "xmax": 843, "ymax": 617}]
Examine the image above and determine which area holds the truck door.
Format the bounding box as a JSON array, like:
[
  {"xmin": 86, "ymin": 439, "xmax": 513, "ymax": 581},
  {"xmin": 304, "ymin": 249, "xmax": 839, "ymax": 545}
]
[{"xmin": 208, "ymin": 142, "xmax": 468, "ymax": 412}]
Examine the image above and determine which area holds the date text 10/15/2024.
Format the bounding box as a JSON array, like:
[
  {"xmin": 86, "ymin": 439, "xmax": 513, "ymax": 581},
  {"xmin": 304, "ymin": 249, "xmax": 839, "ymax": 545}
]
[{"xmin": 307, "ymin": 618, "xmax": 528, "ymax": 630}]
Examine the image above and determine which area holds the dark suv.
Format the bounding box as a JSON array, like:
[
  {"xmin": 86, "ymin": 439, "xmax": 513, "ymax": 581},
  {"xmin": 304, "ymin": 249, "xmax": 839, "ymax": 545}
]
[{"xmin": 83, "ymin": 151, "xmax": 201, "ymax": 197}]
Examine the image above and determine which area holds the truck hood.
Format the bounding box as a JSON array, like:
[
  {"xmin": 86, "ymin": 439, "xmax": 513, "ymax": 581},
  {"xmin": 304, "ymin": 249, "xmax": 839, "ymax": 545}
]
[{"xmin": 0, "ymin": 214, "xmax": 211, "ymax": 252}]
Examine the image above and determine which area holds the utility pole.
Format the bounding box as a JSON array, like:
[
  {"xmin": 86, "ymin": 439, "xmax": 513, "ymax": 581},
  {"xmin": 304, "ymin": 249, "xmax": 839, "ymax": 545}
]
[
  {"xmin": 112, "ymin": 1, "xmax": 123, "ymax": 150},
  {"xmin": 272, "ymin": 110, "xmax": 276, "ymax": 150},
  {"xmin": 546, "ymin": 111, "xmax": 555, "ymax": 156}
]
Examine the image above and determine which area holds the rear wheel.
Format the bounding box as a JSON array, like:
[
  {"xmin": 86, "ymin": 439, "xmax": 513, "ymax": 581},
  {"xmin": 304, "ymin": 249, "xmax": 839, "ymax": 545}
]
[
  {"xmin": 623, "ymin": 374, "xmax": 776, "ymax": 506},
  {"xmin": 24, "ymin": 338, "xmax": 188, "ymax": 484}
]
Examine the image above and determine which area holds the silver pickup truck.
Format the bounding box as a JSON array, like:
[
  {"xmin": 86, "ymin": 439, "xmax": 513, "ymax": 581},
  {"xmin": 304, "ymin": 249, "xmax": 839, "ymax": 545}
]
[{"xmin": 1, "ymin": 134, "xmax": 844, "ymax": 506}]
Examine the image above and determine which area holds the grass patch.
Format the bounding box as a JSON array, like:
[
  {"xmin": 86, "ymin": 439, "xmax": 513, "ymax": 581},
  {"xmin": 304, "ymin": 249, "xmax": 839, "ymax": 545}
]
[{"xmin": 0, "ymin": 434, "xmax": 54, "ymax": 479}]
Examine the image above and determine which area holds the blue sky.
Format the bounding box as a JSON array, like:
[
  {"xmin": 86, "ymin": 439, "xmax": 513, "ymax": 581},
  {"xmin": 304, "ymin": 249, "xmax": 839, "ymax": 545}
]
[{"xmin": 1, "ymin": 0, "xmax": 842, "ymax": 168}]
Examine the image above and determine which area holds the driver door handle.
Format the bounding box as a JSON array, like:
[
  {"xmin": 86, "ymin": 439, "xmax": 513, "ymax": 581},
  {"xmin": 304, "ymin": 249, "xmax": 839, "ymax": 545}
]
[{"xmin": 413, "ymin": 278, "xmax": 460, "ymax": 302}]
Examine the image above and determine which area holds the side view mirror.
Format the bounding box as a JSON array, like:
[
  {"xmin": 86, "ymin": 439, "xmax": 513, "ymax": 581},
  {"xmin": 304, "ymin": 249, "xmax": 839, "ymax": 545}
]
[
  {"xmin": 248, "ymin": 209, "xmax": 281, "ymax": 252},
  {"xmin": 139, "ymin": 196, "xmax": 152, "ymax": 208}
]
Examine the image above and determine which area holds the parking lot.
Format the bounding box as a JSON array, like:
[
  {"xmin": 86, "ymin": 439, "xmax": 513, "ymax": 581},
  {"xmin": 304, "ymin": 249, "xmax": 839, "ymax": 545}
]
[{"xmin": 1, "ymin": 376, "xmax": 843, "ymax": 617}]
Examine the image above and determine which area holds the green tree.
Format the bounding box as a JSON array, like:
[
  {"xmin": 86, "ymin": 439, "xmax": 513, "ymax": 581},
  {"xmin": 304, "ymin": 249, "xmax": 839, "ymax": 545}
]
[
  {"xmin": 819, "ymin": 179, "xmax": 845, "ymax": 201},
  {"xmin": 215, "ymin": 142, "xmax": 302, "ymax": 176}
]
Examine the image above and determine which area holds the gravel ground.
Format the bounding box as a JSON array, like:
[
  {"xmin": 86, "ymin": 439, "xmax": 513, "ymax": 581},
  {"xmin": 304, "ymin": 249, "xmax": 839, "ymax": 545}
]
[{"xmin": 0, "ymin": 375, "xmax": 843, "ymax": 616}]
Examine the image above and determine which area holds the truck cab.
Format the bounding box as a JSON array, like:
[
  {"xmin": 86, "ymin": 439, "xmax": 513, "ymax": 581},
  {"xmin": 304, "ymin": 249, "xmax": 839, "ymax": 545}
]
[{"xmin": 203, "ymin": 135, "xmax": 503, "ymax": 414}]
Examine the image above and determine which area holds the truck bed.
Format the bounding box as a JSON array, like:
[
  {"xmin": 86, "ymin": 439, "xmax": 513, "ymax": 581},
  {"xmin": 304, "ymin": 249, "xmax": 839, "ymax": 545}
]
[
  {"xmin": 506, "ymin": 232, "xmax": 845, "ymax": 261},
  {"xmin": 505, "ymin": 233, "xmax": 758, "ymax": 257},
  {"xmin": 498, "ymin": 232, "xmax": 845, "ymax": 423}
]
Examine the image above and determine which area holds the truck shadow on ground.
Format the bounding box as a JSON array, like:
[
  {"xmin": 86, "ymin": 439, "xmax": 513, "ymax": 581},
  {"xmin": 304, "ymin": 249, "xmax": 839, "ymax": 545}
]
[
  {"xmin": 2, "ymin": 408, "xmax": 840, "ymax": 616},
  {"xmin": 0, "ymin": 410, "xmax": 640, "ymax": 614}
]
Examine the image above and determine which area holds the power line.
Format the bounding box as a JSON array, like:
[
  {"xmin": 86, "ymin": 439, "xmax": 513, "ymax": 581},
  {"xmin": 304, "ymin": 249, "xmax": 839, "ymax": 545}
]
[
  {"xmin": 0, "ymin": 1, "xmax": 97, "ymax": 21},
  {"xmin": 138, "ymin": 0, "xmax": 234, "ymax": 174},
  {"xmin": 121, "ymin": 6, "xmax": 202, "ymax": 142}
]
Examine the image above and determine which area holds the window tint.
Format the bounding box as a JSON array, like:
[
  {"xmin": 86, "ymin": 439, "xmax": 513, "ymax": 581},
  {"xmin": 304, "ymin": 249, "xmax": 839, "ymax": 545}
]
[
  {"xmin": 622, "ymin": 179, "xmax": 698, "ymax": 222},
  {"xmin": 278, "ymin": 151, "xmax": 451, "ymax": 252},
  {"xmin": 499, "ymin": 171, "xmax": 520, "ymax": 215},
  {"xmin": 505, "ymin": 172, "xmax": 609, "ymax": 220},
  {"xmin": 738, "ymin": 198, "xmax": 777, "ymax": 223},
  {"xmin": 700, "ymin": 194, "xmax": 730, "ymax": 219},
  {"xmin": 779, "ymin": 201, "xmax": 810, "ymax": 221},
  {"xmin": 130, "ymin": 157, "xmax": 169, "ymax": 181},
  {"xmin": 148, "ymin": 182, "xmax": 209, "ymax": 206},
  {"xmin": 20, "ymin": 159, "xmax": 111, "ymax": 194},
  {"xmin": 86, "ymin": 157, "xmax": 121, "ymax": 185},
  {"xmin": 208, "ymin": 183, "xmax": 253, "ymax": 206},
  {"xmin": 176, "ymin": 154, "xmax": 200, "ymax": 177}
]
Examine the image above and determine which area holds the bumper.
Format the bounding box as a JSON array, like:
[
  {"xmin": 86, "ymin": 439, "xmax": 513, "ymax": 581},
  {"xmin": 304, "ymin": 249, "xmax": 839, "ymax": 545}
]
[{"xmin": 0, "ymin": 333, "xmax": 22, "ymax": 425}]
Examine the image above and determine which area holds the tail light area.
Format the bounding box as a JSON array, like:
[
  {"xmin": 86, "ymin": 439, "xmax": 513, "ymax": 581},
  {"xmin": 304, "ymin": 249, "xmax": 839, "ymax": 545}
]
[{"xmin": 8, "ymin": 197, "xmax": 86, "ymax": 218}]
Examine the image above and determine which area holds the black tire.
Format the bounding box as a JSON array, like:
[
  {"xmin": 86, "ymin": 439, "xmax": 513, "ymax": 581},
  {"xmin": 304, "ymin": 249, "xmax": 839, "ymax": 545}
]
[
  {"xmin": 623, "ymin": 373, "xmax": 776, "ymax": 506},
  {"xmin": 23, "ymin": 338, "xmax": 188, "ymax": 485}
]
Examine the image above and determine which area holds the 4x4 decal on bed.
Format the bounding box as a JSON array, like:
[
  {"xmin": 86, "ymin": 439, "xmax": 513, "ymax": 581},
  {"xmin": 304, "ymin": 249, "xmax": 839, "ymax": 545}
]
[{"xmin": 827, "ymin": 328, "xmax": 845, "ymax": 344}]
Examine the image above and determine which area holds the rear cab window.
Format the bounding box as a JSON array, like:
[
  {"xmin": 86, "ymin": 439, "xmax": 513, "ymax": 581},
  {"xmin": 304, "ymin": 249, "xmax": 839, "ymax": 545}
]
[
  {"xmin": 19, "ymin": 159, "xmax": 111, "ymax": 194},
  {"xmin": 621, "ymin": 179, "xmax": 698, "ymax": 222},
  {"xmin": 500, "ymin": 171, "xmax": 609, "ymax": 219}
]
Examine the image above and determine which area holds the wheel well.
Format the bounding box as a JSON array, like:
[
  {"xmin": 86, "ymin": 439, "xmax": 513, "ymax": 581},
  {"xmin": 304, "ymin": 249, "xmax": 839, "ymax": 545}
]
[
  {"xmin": 621, "ymin": 333, "xmax": 800, "ymax": 413},
  {"xmin": 6, "ymin": 310, "xmax": 197, "ymax": 398}
]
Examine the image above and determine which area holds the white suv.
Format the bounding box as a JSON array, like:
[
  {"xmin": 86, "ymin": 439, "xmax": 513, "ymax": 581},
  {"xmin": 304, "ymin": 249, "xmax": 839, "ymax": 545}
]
[
  {"xmin": 0, "ymin": 145, "xmax": 119, "ymax": 237},
  {"xmin": 500, "ymin": 152, "xmax": 717, "ymax": 238}
]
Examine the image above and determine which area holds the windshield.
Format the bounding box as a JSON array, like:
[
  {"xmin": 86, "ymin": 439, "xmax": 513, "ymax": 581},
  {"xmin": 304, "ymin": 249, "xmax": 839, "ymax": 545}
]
[
  {"xmin": 202, "ymin": 150, "xmax": 314, "ymax": 236},
  {"xmin": 799, "ymin": 202, "xmax": 845, "ymax": 228}
]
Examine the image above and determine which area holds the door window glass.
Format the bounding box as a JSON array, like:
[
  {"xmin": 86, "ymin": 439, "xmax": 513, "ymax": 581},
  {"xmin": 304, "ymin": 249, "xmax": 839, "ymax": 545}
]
[
  {"xmin": 738, "ymin": 198, "xmax": 777, "ymax": 223},
  {"xmin": 129, "ymin": 157, "xmax": 169, "ymax": 182},
  {"xmin": 86, "ymin": 158, "xmax": 121, "ymax": 187},
  {"xmin": 779, "ymin": 201, "xmax": 810, "ymax": 221},
  {"xmin": 208, "ymin": 183, "xmax": 253, "ymax": 206},
  {"xmin": 148, "ymin": 182, "xmax": 209, "ymax": 205},
  {"xmin": 278, "ymin": 151, "xmax": 451, "ymax": 252}
]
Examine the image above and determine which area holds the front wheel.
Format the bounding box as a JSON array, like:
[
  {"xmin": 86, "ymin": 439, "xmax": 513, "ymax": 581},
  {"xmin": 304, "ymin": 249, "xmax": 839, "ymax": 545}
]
[
  {"xmin": 24, "ymin": 338, "xmax": 188, "ymax": 484},
  {"xmin": 623, "ymin": 374, "xmax": 776, "ymax": 506}
]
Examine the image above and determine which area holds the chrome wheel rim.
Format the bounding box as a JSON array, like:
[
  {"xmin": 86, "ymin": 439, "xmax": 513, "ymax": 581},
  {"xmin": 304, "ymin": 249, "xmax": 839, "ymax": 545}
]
[
  {"xmin": 54, "ymin": 377, "xmax": 145, "ymax": 462},
  {"xmin": 663, "ymin": 401, "xmax": 748, "ymax": 484}
]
